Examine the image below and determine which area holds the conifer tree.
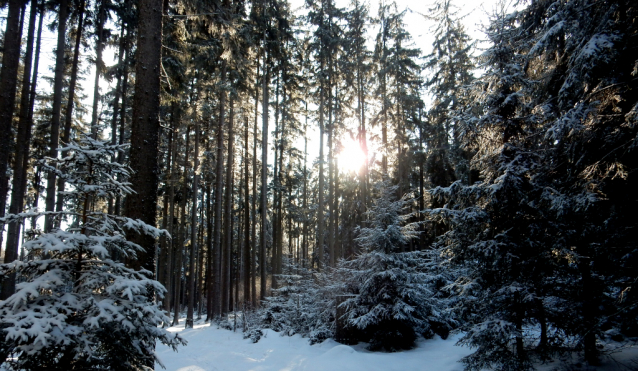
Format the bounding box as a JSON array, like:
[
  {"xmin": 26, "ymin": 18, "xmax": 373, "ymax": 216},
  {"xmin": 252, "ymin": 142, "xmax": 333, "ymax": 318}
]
[
  {"xmin": 340, "ymin": 182, "xmax": 449, "ymax": 351},
  {"xmin": 423, "ymin": 0, "xmax": 474, "ymax": 188},
  {"xmin": 0, "ymin": 136, "xmax": 184, "ymax": 370}
]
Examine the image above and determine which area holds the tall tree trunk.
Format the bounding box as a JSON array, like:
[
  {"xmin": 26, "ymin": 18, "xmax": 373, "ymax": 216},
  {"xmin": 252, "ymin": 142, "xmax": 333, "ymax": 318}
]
[
  {"xmin": 328, "ymin": 125, "xmax": 334, "ymax": 267},
  {"xmin": 302, "ymin": 105, "xmax": 308, "ymax": 267},
  {"xmin": 251, "ymin": 54, "xmax": 259, "ymax": 306},
  {"xmin": 271, "ymin": 72, "xmax": 280, "ymax": 289},
  {"xmin": 124, "ymin": 0, "xmax": 163, "ymax": 363},
  {"xmin": 115, "ymin": 29, "xmax": 131, "ymax": 216},
  {"xmin": 204, "ymin": 179, "xmax": 213, "ymax": 320},
  {"xmin": 56, "ymin": 0, "xmax": 86, "ymax": 215},
  {"xmin": 173, "ymin": 128, "xmax": 190, "ymax": 326},
  {"xmin": 213, "ymin": 84, "xmax": 226, "ymax": 317},
  {"xmin": 260, "ymin": 62, "xmax": 269, "ymax": 300},
  {"xmin": 125, "ymin": 0, "xmax": 163, "ymax": 271},
  {"xmin": 317, "ymin": 85, "xmax": 325, "ymax": 270},
  {"xmin": 44, "ymin": 0, "xmax": 69, "ymax": 232},
  {"xmin": 243, "ymin": 115, "xmax": 251, "ymax": 305},
  {"xmin": 24, "ymin": 6, "xmax": 44, "ymax": 234},
  {"xmin": 163, "ymin": 115, "xmax": 178, "ymax": 314},
  {"xmin": 0, "ymin": 0, "xmax": 27, "ymax": 238},
  {"xmin": 90, "ymin": 1, "xmax": 107, "ymax": 138},
  {"xmin": 0, "ymin": 0, "xmax": 34, "ymax": 300},
  {"xmin": 107, "ymin": 23, "xmax": 127, "ymax": 215},
  {"xmin": 186, "ymin": 123, "xmax": 200, "ymax": 328},
  {"xmin": 222, "ymin": 99, "xmax": 235, "ymax": 314}
]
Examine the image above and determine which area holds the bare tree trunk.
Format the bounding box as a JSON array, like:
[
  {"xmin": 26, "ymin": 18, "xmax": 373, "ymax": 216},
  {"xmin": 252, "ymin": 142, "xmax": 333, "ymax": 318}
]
[
  {"xmin": 172, "ymin": 129, "xmax": 190, "ymax": 325},
  {"xmin": 222, "ymin": 99, "xmax": 235, "ymax": 314},
  {"xmin": 328, "ymin": 126, "xmax": 334, "ymax": 267},
  {"xmin": 260, "ymin": 62, "xmax": 269, "ymax": 300},
  {"xmin": 271, "ymin": 72, "xmax": 280, "ymax": 289},
  {"xmin": 1, "ymin": 0, "xmax": 35, "ymax": 299},
  {"xmin": 24, "ymin": 7, "xmax": 44, "ymax": 235},
  {"xmin": 164, "ymin": 115, "xmax": 178, "ymax": 314},
  {"xmin": 90, "ymin": 1, "xmax": 107, "ymax": 138},
  {"xmin": 107, "ymin": 23, "xmax": 127, "ymax": 215},
  {"xmin": 56, "ymin": 0, "xmax": 86, "ymax": 215},
  {"xmin": 0, "ymin": 0, "xmax": 27, "ymax": 232},
  {"xmin": 115, "ymin": 26, "xmax": 131, "ymax": 216},
  {"xmin": 251, "ymin": 55, "xmax": 259, "ymax": 306},
  {"xmin": 186, "ymin": 123, "xmax": 200, "ymax": 328},
  {"xmin": 44, "ymin": 0, "xmax": 69, "ymax": 232},
  {"xmin": 213, "ymin": 84, "xmax": 226, "ymax": 318},
  {"xmin": 302, "ymin": 99, "xmax": 308, "ymax": 267},
  {"xmin": 243, "ymin": 115, "xmax": 251, "ymax": 305},
  {"xmin": 317, "ymin": 87, "xmax": 325, "ymax": 270}
]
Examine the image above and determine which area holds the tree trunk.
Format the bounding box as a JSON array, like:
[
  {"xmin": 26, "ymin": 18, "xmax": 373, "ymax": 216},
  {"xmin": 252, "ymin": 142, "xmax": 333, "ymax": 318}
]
[
  {"xmin": 328, "ymin": 126, "xmax": 334, "ymax": 267},
  {"xmin": 251, "ymin": 54, "xmax": 259, "ymax": 306},
  {"xmin": 243, "ymin": 115, "xmax": 251, "ymax": 306},
  {"xmin": 56, "ymin": 0, "xmax": 86, "ymax": 215},
  {"xmin": 124, "ymin": 0, "xmax": 163, "ymax": 363},
  {"xmin": 213, "ymin": 84, "xmax": 226, "ymax": 318},
  {"xmin": 0, "ymin": 0, "xmax": 33, "ymax": 300},
  {"xmin": 163, "ymin": 115, "xmax": 177, "ymax": 314},
  {"xmin": 317, "ymin": 85, "xmax": 325, "ymax": 270},
  {"xmin": 107, "ymin": 23, "xmax": 127, "ymax": 215},
  {"xmin": 0, "ymin": 0, "xmax": 27, "ymax": 238},
  {"xmin": 222, "ymin": 98, "xmax": 235, "ymax": 315},
  {"xmin": 44, "ymin": 0, "xmax": 69, "ymax": 232},
  {"xmin": 173, "ymin": 129, "xmax": 190, "ymax": 326},
  {"xmin": 302, "ymin": 100, "xmax": 308, "ymax": 267},
  {"xmin": 90, "ymin": 1, "xmax": 107, "ymax": 138},
  {"xmin": 125, "ymin": 0, "xmax": 163, "ymax": 269},
  {"xmin": 271, "ymin": 72, "xmax": 280, "ymax": 289},
  {"xmin": 260, "ymin": 62, "xmax": 269, "ymax": 300},
  {"xmin": 186, "ymin": 123, "xmax": 200, "ymax": 328}
]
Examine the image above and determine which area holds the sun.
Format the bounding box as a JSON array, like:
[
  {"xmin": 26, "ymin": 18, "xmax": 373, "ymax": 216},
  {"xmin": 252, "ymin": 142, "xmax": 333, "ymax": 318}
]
[{"xmin": 337, "ymin": 136, "xmax": 368, "ymax": 174}]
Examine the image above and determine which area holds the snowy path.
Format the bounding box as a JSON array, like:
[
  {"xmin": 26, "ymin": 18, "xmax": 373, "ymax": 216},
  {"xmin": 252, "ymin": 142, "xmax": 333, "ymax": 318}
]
[
  {"xmin": 156, "ymin": 320, "xmax": 638, "ymax": 371},
  {"xmin": 155, "ymin": 319, "xmax": 472, "ymax": 371}
]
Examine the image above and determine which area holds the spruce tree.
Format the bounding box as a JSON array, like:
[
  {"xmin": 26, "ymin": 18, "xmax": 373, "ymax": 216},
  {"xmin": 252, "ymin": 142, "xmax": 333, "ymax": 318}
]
[
  {"xmin": 340, "ymin": 182, "xmax": 449, "ymax": 351},
  {"xmin": 0, "ymin": 136, "xmax": 184, "ymax": 370}
]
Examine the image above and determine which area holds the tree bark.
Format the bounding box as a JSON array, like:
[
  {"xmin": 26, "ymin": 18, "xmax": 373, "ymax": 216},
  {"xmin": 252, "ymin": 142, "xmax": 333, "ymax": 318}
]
[
  {"xmin": 0, "ymin": 0, "xmax": 27, "ymax": 238},
  {"xmin": 56, "ymin": 0, "xmax": 86, "ymax": 215},
  {"xmin": 90, "ymin": 1, "xmax": 107, "ymax": 138},
  {"xmin": 212, "ymin": 84, "xmax": 226, "ymax": 318},
  {"xmin": 44, "ymin": 0, "xmax": 69, "ymax": 232},
  {"xmin": 125, "ymin": 0, "xmax": 163, "ymax": 271},
  {"xmin": 0, "ymin": 0, "xmax": 32, "ymax": 300},
  {"xmin": 260, "ymin": 63, "xmax": 269, "ymax": 300},
  {"xmin": 243, "ymin": 115, "xmax": 251, "ymax": 306},
  {"xmin": 222, "ymin": 99, "xmax": 235, "ymax": 314},
  {"xmin": 186, "ymin": 123, "xmax": 200, "ymax": 328},
  {"xmin": 173, "ymin": 129, "xmax": 190, "ymax": 326},
  {"xmin": 251, "ymin": 54, "xmax": 259, "ymax": 306}
]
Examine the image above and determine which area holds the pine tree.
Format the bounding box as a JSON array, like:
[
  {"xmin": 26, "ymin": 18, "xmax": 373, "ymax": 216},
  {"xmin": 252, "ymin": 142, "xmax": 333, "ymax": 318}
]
[
  {"xmin": 0, "ymin": 136, "xmax": 184, "ymax": 370},
  {"xmin": 340, "ymin": 182, "xmax": 449, "ymax": 351},
  {"xmin": 423, "ymin": 0, "xmax": 474, "ymax": 188}
]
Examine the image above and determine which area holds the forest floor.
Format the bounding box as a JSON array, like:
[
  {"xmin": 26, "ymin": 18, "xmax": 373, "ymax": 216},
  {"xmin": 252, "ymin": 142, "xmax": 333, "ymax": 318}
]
[{"xmin": 156, "ymin": 319, "xmax": 638, "ymax": 371}]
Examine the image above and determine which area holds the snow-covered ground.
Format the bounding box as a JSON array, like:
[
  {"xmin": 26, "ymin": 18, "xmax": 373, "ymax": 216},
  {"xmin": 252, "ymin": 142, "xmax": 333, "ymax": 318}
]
[
  {"xmin": 156, "ymin": 319, "xmax": 472, "ymax": 371},
  {"xmin": 156, "ymin": 319, "xmax": 638, "ymax": 371}
]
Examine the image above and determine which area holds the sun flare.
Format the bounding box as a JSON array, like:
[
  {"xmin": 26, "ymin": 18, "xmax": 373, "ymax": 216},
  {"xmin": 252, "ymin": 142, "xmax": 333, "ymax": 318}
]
[{"xmin": 337, "ymin": 137, "xmax": 367, "ymax": 174}]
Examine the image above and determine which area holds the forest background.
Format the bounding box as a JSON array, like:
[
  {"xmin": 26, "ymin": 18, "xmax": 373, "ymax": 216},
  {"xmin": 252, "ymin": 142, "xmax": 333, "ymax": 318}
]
[{"xmin": 0, "ymin": 0, "xmax": 637, "ymax": 369}]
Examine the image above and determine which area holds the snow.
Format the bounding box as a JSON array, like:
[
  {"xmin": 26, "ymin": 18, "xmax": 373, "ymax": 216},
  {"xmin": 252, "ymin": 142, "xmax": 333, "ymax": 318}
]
[
  {"xmin": 157, "ymin": 319, "xmax": 638, "ymax": 371},
  {"xmin": 156, "ymin": 319, "xmax": 473, "ymax": 371}
]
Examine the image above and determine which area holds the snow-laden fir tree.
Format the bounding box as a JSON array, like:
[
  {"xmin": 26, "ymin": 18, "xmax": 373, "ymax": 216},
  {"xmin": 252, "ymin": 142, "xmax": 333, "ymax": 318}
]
[
  {"xmin": 0, "ymin": 136, "xmax": 184, "ymax": 370},
  {"xmin": 340, "ymin": 182, "xmax": 453, "ymax": 351},
  {"xmin": 428, "ymin": 0, "xmax": 638, "ymax": 368},
  {"xmin": 260, "ymin": 256, "xmax": 338, "ymax": 344}
]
